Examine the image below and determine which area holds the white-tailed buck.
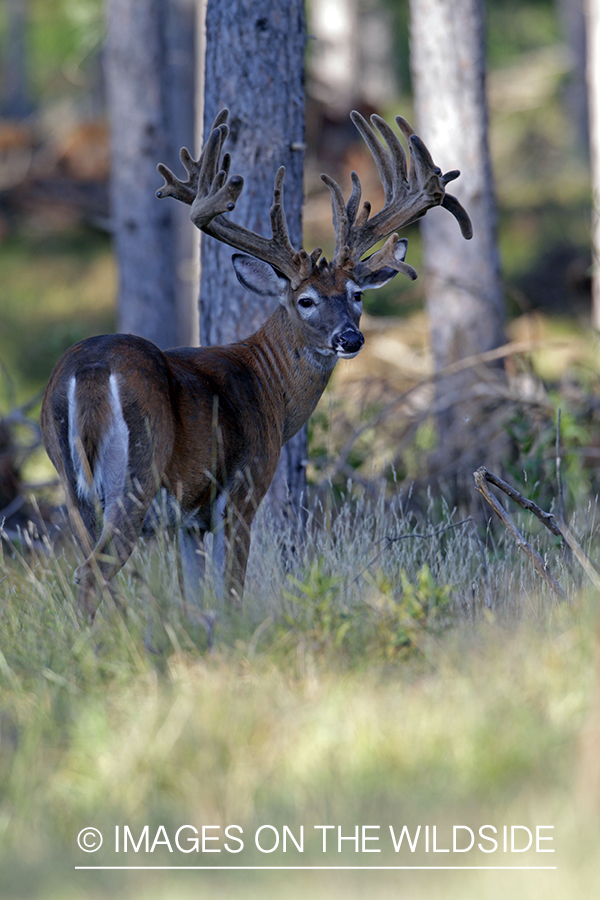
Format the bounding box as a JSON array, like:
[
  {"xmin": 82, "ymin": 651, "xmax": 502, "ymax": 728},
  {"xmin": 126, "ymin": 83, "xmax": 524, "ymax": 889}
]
[{"xmin": 41, "ymin": 108, "xmax": 472, "ymax": 617}]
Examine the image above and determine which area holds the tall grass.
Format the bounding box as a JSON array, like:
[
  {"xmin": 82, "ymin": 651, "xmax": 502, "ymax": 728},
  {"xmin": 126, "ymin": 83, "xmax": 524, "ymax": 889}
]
[{"xmin": 0, "ymin": 491, "xmax": 599, "ymax": 898}]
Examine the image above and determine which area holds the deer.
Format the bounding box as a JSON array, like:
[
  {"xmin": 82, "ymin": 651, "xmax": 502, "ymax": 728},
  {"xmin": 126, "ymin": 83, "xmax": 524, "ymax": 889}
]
[{"xmin": 40, "ymin": 108, "xmax": 472, "ymax": 619}]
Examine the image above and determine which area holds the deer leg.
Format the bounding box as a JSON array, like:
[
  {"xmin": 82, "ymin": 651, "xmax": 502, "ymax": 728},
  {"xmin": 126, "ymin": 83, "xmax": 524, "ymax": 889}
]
[
  {"xmin": 74, "ymin": 492, "xmax": 151, "ymax": 620},
  {"xmin": 177, "ymin": 522, "xmax": 207, "ymax": 612},
  {"xmin": 63, "ymin": 485, "xmax": 98, "ymax": 559},
  {"xmin": 223, "ymin": 519, "xmax": 252, "ymax": 606},
  {"xmin": 206, "ymin": 490, "xmax": 253, "ymax": 606},
  {"xmin": 220, "ymin": 488, "xmax": 257, "ymax": 606}
]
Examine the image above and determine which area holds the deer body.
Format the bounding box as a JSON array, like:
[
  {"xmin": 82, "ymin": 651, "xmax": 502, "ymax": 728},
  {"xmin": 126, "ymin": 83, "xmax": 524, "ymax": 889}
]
[
  {"xmin": 41, "ymin": 108, "xmax": 471, "ymax": 617},
  {"xmin": 42, "ymin": 261, "xmax": 368, "ymax": 615}
]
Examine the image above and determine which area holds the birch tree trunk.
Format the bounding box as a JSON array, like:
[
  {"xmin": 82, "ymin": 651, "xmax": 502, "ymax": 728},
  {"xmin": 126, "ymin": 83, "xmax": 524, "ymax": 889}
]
[
  {"xmin": 409, "ymin": 0, "xmax": 505, "ymax": 472},
  {"xmin": 201, "ymin": 0, "xmax": 307, "ymax": 522},
  {"xmin": 105, "ymin": 0, "xmax": 197, "ymax": 348},
  {"xmin": 587, "ymin": 0, "xmax": 600, "ymax": 330}
]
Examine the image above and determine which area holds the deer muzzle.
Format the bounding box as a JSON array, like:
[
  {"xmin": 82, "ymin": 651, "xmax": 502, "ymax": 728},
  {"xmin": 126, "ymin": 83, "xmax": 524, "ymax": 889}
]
[{"xmin": 332, "ymin": 328, "xmax": 365, "ymax": 359}]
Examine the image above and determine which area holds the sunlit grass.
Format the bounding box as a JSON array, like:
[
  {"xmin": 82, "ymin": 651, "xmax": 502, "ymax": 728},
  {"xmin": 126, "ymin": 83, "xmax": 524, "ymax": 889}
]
[{"xmin": 0, "ymin": 493, "xmax": 599, "ymax": 897}]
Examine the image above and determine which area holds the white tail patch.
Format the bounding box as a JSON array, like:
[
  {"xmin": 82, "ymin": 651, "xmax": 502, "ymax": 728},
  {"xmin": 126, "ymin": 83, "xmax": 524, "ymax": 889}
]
[{"xmin": 68, "ymin": 373, "xmax": 129, "ymax": 507}]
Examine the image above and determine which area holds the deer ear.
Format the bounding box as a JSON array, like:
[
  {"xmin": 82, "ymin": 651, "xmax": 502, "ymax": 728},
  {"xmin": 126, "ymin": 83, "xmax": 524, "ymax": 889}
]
[
  {"xmin": 232, "ymin": 253, "xmax": 288, "ymax": 299},
  {"xmin": 352, "ymin": 239, "xmax": 413, "ymax": 290}
]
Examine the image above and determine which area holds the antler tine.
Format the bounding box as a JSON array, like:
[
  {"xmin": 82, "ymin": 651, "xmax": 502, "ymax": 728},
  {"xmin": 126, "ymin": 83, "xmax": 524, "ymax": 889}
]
[
  {"xmin": 441, "ymin": 193, "xmax": 473, "ymax": 239},
  {"xmin": 334, "ymin": 110, "xmax": 472, "ymax": 270},
  {"xmin": 269, "ymin": 167, "xmax": 293, "ymax": 252},
  {"xmin": 362, "ymin": 234, "xmax": 418, "ymax": 281},
  {"xmin": 321, "ymin": 173, "xmax": 351, "ymax": 267},
  {"xmin": 395, "ymin": 115, "xmax": 415, "ymax": 141},
  {"xmin": 346, "ymin": 171, "xmax": 362, "ymax": 227},
  {"xmin": 405, "ymin": 133, "xmax": 439, "ymax": 192},
  {"xmin": 196, "ymin": 123, "xmax": 229, "ymax": 194},
  {"xmin": 157, "ymin": 111, "xmax": 245, "ymax": 227},
  {"xmin": 156, "ymin": 109, "xmax": 231, "ymax": 205},
  {"xmin": 269, "ymin": 169, "xmax": 319, "ymax": 286},
  {"xmin": 350, "ymin": 110, "xmax": 393, "ymax": 202},
  {"xmin": 371, "ymin": 114, "xmax": 408, "ymax": 192},
  {"xmin": 156, "ymin": 160, "xmax": 196, "ymax": 204},
  {"xmin": 158, "ymin": 107, "xmax": 321, "ymax": 287},
  {"xmin": 210, "ymin": 107, "xmax": 229, "ymax": 130}
]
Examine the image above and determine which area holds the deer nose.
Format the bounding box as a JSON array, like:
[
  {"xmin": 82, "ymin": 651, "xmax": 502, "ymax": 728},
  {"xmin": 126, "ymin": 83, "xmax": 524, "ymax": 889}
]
[{"xmin": 332, "ymin": 329, "xmax": 365, "ymax": 357}]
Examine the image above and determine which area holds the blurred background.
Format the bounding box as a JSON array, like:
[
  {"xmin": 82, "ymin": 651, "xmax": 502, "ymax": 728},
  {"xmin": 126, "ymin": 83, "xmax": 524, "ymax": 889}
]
[
  {"xmin": 0, "ymin": 0, "xmax": 599, "ymax": 532},
  {"xmin": 1, "ymin": 5, "xmax": 600, "ymax": 898}
]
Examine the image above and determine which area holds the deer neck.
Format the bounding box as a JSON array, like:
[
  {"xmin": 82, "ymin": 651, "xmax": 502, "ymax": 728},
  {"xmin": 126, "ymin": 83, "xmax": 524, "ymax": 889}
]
[{"xmin": 245, "ymin": 305, "xmax": 337, "ymax": 444}]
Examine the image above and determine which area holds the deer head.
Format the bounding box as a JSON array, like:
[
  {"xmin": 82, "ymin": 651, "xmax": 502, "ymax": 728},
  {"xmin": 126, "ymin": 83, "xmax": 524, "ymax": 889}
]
[{"xmin": 156, "ymin": 108, "xmax": 472, "ymax": 365}]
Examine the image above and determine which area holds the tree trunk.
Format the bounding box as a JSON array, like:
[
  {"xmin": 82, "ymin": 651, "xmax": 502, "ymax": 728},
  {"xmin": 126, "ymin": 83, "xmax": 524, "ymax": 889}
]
[
  {"xmin": 558, "ymin": 0, "xmax": 589, "ymax": 152},
  {"xmin": 1, "ymin": 0, "xmax": 31, "ymax": 119},
  {"xmin": 587, "ymin": 0, "xmax": 600, "ymax": 330},
  {"xmin": 165, "ymin": 0, "xmax": 200, "ymax": 345},
  {"xmin": 201, "ymin": 0, "xmax": 307, "ymax": 522},
  {"xmin": 105, "ymin": 0, "xmax": 197, "ymax": 349},
  {"xmin": 409, "ymin": 0, "xmax": 505, "ymax": 473}
]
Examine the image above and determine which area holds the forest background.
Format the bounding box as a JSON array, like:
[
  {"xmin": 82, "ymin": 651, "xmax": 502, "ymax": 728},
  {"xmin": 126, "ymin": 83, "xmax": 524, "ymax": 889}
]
[{"xmin": 0, "ymin": 1, "xmax": 599, "ymax": 899}]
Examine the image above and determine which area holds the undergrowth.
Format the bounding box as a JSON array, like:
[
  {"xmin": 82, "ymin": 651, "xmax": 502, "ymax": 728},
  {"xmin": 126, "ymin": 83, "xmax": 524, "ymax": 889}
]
[{"xmin": 0, "ymin": 491, "xmax": 599, "ymax": 899}]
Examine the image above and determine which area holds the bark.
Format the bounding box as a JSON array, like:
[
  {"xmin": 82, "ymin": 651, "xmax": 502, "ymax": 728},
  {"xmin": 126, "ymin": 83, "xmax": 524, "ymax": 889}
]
[
  {"xmin": 409, "ymin": 0, "xmax": 505, "ymax": 469},
  {"xmin": 165, "ymin": 0, "xmax": 199, "ymax": 345},
  {"xmin": 587, "ymin": 0, "xmax": 600, "ymax": 329},
  {"xmin": 558, "ymin": 0, "xmax": 589, "ymax": 152},
  {"xmin": 105, "ymin": 0, "xmax": 197, "ymax": 348},
  {"xmin": 1, "ymin": 0, "xmax": 31, "ymax": 119},
  {"xmin": 201, "ymin": 0, "xmax": 307, "ymax": 522}
]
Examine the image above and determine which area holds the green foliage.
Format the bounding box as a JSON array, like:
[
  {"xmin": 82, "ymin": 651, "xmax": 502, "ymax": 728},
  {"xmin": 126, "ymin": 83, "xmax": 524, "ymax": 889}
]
[
  {"xmin": 367, "ymin": 564, "xmax": 452, "ymax": 660},
  {"xmin": 283, "ymin": 561, "xmax": 352, "ymax": 651},
  {"xmin": 0, "ymin": 490, "xmax": 598, "ymax": 895},
  {"xmin": 504, "ymin": 396, "xmax": 599, "ymax": 513},
  {"xmin": 16, "ymin": 0, "xmax": 104, "ymax": 104},
  {"xmin": 0, "ymin": 231, "xmax": 115, "ymax": 400},
  {"xmin": 486, "ymin": 0, "xmax": 560, "ymax": 68}
]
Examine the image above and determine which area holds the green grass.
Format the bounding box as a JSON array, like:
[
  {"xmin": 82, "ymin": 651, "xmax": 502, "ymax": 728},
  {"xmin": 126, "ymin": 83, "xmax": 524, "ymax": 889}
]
[{"xmin": 0, "ymin": 493, "xmax": 599, "ymax": 898}]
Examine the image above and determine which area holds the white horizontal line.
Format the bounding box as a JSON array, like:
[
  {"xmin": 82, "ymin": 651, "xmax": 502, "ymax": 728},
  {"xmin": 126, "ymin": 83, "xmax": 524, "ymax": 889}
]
[{"xmin": 75, "ymin": 866, "xmax": 558, "ymax": 871}]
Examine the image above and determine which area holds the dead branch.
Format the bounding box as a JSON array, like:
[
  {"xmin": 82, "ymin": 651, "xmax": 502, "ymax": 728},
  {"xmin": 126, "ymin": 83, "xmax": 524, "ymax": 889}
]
[
  {"xmin": 482, "ymin": 468, "xmax": 564, "ymax": 538},
  {"xmin": 473, "ymin": 467, "xmax": 566, "ymax": 599},
  {"xmin": 476, "ymin": 466, "xmax": 600, "ymax": 591},
  {"xmin": 551, "ymin": 518, "xmax": 600, "ymax": 592},
  {"xmin": 555, "ymin": 408, "xmax": 566, "ymax": 523}
]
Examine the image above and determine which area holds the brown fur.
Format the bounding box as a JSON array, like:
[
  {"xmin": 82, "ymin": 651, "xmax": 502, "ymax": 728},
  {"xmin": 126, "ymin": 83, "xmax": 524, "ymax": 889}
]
[{"xmin": 41, "ymin": 298, "xmax": 343, "ymax": 617}]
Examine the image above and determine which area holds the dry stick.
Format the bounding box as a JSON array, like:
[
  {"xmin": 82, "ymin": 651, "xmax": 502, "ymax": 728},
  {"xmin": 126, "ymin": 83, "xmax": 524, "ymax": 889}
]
[
  {"xmin": 555, "ymin": 519, "xmax": 600, "ymax": 591},
  {"xmin": 556, "ymin": 408, "xmax": 566, "ymax": 523},
  {"xmin": 483, "ymin": 468, "xmax": 563, "ymax": 538},
  {"xmin": 553, "ymin": 408, "xmax": 576, "ymax": 574},
  {"xmin": 479, "ymin": 467, "xmax": 600, "ymax": 591},
  {"xmin": 473, "ymin": 467, "xmax": 566, "ymax": 600}
]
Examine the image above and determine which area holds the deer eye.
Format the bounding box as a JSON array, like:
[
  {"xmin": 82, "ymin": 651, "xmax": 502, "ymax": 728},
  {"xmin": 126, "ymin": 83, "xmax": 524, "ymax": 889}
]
[
  {"xmin": 353, "ymin": 291, "xmax": 364, "ymax": 303},
  {"xmin": 298, "ymin": 296, "xmax": 315, "ymax": 309}
]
